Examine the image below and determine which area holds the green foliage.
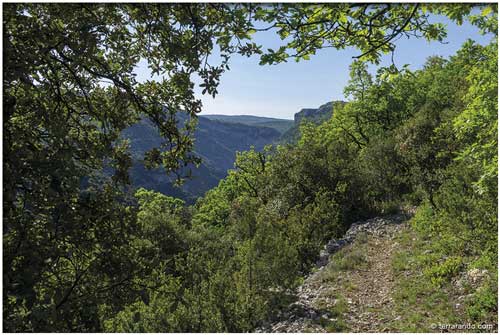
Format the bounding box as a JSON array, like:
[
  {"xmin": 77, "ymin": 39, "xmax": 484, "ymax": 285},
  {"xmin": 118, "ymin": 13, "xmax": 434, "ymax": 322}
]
[
  {"xmin": 329, "ymin": 247, "xmax": 368, "ymax": 273},
  {"xmin": 311, "ymin": 36, "xmax": 497, "ymax": 329},
  {"xmin": 321, "ymin": 295, "xmax": 349, "ymax": 332},
  {"xmin": 424, "ymin": 257, "xmax": 463, "ymax": 288},
  {"xmin": 453, "ymin": 41, "xmax": 498, "ymax": 198},
  {"xmin": 318, "ymin": 238, "xmax": 369, "ymax": 284},
  {"xmin": 256, "ymin": 4, "xmax": 477, "ymax": 65},
  {"xmin": 4, "ymin": 3, "xmax": 498, "ymax": 332},
  {"xmin": 390, "ymin": 228, "xmax": 462, "ymax": 331},
  {"xmin": 466, "ymin": 281, "xmax": 498, "ymax": 323},
  {"xmin": 3, "ymin": 4, "xmax": 257, "ymax": 331}
]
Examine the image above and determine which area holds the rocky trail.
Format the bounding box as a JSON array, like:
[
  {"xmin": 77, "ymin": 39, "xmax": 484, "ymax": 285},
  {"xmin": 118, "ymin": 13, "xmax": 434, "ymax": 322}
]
[{"xmin": 257, "ymin": 214, "xmax": 411, "ymax": 333}]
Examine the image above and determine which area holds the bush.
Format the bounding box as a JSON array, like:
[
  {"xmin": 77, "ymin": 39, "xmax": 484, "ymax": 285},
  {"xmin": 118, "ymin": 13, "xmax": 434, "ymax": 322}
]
[
  {"xmin": 466, "ymin": 281, "xmax": 498, "ymax": 322},
  {"xmin": 329, "ymin": 246, "xmax": 368, "ymax": 272},
  {"xmin": 424, "ymin": 256, "xmax": 463, "ymax": 287}
]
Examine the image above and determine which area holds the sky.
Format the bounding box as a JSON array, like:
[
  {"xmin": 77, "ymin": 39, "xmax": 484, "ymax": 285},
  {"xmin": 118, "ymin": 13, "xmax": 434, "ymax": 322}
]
[{"xmin": 135, "ymin": 13, "xmax": 494, "ymax": 120}]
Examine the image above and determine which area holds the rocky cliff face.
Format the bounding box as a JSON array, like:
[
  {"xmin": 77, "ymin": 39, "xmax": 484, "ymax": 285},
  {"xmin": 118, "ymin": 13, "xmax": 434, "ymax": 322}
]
[
  {"xmin": 294, "ymin": 101, "xmax": 335, "ymax": 123},
  {"xmin": 281, "ymin": 100, "xmax": 346, "ymax": 144}
]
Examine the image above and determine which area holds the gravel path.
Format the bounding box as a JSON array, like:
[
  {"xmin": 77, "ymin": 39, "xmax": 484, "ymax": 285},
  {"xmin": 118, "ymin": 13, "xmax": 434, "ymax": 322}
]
[
  {"xmin": 342, "ymin": 233, "xmax": 400, "ymax": 332},
  {"xmin": 257, "ymin": 214, "xmax": 409, "ymax": 333}
]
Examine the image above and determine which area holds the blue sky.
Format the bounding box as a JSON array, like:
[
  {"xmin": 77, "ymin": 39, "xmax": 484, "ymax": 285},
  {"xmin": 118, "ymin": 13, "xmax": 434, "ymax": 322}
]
[{"xmin": 136, "ymin": 13, "xmax": 494, "ymax": 120}]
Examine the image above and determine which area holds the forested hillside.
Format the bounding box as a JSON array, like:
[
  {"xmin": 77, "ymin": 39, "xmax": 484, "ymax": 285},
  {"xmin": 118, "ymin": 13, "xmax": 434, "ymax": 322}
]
[
  {"xmin": 3, "ymin": 3, "xmax": 497, "ymax": 332},
  {"xmin": 120, "ymin": 116, "xmax": 282, "ymax": 202},
  {"xmin": 120, "ymin": 108, "xmax": 339, "ymax": 202}
]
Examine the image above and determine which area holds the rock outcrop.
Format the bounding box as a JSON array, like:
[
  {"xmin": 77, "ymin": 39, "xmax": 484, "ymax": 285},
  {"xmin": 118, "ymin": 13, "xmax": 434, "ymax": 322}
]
[
  {"xmin": 293, "ymin": 101, "xmax": 337, "ymax": 123},
  {"xmin": 280, "ymin": 100, "xmax": 346, "ymax": 144}
]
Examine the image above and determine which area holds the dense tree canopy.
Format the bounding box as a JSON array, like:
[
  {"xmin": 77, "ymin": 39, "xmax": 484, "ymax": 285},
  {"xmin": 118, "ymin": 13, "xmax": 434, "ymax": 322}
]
[{"xmin": 3, "ymin": 3, "xmax": 498, "ymax": 332}]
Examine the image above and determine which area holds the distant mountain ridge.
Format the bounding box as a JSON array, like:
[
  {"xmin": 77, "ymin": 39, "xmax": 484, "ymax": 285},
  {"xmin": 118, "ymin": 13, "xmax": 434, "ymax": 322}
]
[{"xmin": 202, "ymin": 114, "xmax": 294, "ymax": 134}]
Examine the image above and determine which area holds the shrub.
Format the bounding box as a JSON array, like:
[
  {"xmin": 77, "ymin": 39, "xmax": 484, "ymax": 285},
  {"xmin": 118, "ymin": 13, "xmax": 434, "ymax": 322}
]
[
  {"xmin": 424, "ymin": 256, "xmax": 463, "ymax": 287},
  {"xmin": 466, "ymin": 282, "xmax": 498, "ymax": 322}
]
